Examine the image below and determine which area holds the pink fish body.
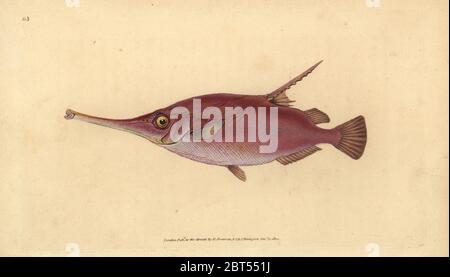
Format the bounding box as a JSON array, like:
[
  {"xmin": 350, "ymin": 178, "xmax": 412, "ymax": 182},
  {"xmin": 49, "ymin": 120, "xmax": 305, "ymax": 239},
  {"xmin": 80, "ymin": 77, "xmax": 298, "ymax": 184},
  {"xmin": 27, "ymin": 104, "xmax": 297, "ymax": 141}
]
[
  {"xmin": 65, "ymin": 61, "xmax": 367, "ymax": 181},
  {"xmin": 161, "ymin": 93, "xmax": 337, "ymax": 165}
]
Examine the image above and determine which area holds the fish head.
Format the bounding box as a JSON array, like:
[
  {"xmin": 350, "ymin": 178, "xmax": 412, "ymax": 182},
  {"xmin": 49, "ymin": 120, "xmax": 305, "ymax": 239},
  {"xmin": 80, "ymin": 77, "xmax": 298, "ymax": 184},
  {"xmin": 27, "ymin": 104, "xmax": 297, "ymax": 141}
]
[{"xmin": 64, "ymin": 107, "xmax": 179, "ymax": 145}]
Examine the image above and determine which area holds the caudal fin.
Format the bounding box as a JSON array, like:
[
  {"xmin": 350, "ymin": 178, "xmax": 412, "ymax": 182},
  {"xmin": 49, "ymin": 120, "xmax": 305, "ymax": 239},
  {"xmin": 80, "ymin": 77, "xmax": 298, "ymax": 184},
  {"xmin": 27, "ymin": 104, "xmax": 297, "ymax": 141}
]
[{"xmin": 334, "ymin": 116, "xmax": 367, "ymax": 160}]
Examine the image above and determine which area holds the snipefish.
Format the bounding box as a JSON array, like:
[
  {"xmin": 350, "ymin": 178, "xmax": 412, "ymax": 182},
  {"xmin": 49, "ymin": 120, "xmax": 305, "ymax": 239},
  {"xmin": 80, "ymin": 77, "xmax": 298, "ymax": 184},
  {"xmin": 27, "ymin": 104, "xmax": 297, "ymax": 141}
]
[{"xmin": 65, "ymin": 61, "xmax": 367, "ymax": 181}]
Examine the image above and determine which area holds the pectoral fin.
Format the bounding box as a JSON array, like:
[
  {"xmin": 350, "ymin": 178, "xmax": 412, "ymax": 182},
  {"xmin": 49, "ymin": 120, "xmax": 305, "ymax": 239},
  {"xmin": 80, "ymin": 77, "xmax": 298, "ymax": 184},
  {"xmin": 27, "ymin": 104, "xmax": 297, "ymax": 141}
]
[
  {"xmin": 227, "ymin": 165, "xmax": 247, "ymax": 182},
  {"xmin": 277, "ymin": 146, "xmax": 321, "ymax": 165}
]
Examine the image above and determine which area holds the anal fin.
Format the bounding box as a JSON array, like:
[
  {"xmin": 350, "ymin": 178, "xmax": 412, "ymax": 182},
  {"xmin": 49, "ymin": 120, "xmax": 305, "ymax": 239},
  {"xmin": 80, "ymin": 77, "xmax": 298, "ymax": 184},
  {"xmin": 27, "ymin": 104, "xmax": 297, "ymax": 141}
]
[
  {"xmin": 277, "ymin": 146, "xmax": 321, "ymax": 165},
  {"xmin": 227, "ymin": 165, "xmax": 247, "ymax": 182},
  {"xmin": 305, "ymin": 108, "xmax": 330, "ymax": 124}
]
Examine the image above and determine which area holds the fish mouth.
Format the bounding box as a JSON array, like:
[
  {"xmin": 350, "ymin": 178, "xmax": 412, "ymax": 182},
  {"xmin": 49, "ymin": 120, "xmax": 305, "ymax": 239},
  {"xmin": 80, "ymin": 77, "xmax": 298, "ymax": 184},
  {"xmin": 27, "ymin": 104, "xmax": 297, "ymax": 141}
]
[{"xmin": 65, "ymin": 109, "xmax": 76, "ymax": 120}]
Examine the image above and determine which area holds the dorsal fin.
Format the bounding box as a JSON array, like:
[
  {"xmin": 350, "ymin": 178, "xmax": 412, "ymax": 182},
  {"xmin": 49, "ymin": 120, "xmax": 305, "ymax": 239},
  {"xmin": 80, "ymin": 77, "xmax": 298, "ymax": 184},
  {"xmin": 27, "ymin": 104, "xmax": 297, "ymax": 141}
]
[
  {"xmin": 227, "ymin": 165, "xmax": 247, "ymax": 182},
  {"xmin": 276, "ymin": 146, "xmax": 321, "ymax": 165},
  {"xmin": 304, "ymin": 108, "xmax": 330, "ymax": 124},
  {"xmin": 267, "ymin": 60, "xmax": 323, "ymax": 105},
  {"xmin": 269, "ymin": 91, "xmax": 296, "ymax": 107}
]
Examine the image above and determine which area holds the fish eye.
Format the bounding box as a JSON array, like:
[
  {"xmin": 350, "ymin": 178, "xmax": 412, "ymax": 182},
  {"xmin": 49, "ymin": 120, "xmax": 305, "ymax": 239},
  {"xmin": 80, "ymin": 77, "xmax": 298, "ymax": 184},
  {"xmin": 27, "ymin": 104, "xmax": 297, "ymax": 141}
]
[{"xmin": 154, "ymin": 114, "xmax": 169, "ymax": 129}]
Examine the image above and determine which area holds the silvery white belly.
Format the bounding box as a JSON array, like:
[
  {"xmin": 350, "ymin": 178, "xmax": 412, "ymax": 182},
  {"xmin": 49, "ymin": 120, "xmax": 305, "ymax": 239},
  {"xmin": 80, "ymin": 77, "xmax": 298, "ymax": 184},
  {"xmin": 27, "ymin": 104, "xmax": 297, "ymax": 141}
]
[{"xmin": 163, "ymin": 141, "xmax": 279, "ymax": 166}]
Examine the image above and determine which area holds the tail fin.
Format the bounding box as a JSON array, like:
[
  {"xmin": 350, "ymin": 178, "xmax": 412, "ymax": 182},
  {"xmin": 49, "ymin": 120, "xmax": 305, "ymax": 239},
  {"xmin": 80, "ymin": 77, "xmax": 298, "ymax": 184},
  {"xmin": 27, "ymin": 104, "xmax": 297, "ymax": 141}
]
[{"xmin": 334, "ymin": 116, "xmax": 367, "ymax": 160}]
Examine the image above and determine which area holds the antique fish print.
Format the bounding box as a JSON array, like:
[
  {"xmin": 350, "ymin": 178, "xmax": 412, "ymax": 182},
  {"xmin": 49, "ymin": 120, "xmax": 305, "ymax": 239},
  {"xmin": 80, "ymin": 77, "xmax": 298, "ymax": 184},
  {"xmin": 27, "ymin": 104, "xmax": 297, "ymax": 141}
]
[{"xmin": 65, "ymin": 61, "xmax": 367, "ymax": 181}]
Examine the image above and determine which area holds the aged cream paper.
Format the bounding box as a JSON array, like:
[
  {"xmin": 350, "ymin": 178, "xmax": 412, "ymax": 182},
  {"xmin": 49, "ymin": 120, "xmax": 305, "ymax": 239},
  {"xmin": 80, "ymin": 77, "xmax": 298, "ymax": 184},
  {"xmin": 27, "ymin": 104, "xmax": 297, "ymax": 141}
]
[{"xmin": 0, "ymin": 0, "xmax": 448, "ymax": 256}]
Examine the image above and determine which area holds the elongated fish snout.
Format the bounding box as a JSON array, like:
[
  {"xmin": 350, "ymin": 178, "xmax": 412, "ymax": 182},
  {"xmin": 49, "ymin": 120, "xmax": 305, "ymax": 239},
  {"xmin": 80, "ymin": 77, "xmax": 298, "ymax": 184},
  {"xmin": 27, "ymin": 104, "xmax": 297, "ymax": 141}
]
[
  {"xmin": 64, "ymin": 108, "xmax": 130, "ymax": 131},
  {"xmin": 64, "ymin": 108, "xmax": 163, "ymax": 143}
]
